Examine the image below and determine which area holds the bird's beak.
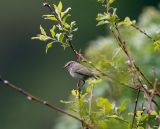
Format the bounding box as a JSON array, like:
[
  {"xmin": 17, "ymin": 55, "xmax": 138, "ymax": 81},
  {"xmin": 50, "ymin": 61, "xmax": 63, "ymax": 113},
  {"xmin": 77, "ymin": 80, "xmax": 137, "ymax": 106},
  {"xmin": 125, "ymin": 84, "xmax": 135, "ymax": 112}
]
[{"xmin": 63, "ymin": 65, "xmax": 67, "ymax": 68}]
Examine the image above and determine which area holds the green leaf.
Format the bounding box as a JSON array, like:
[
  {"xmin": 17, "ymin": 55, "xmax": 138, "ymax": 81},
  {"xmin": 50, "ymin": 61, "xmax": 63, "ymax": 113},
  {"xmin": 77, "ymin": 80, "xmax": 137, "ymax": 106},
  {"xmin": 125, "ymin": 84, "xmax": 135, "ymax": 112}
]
[
  {"xmin": 136, "ymin": 111, "xmax": 143, "ymax": 117},
  {"xmin": 50, "ymin": 25, "xmax": 56, "ymax": 38},
  {"xmin": 137, "ymin": 127, "xmax": 144, "ymax": 129},
  {"xmin": 97, "ymin": 0, "xmax": 115, "ymax": 4},
  {"xmin": 53, "ymin": 4, "xmax": 60, "ymax": 17},
  {"xmin": 61, "ymin": 42, "xmax": 70, "ymax": 50},
  {"xmin": 70, "ymin": 21, "xmax": 76, "ymax": 28},
  {"xmin": 60, "ymin": 100, "xmax": 75, "ymax": 104},
  {"xmin": 31, "ymin": 34, "xmax": 51, "ymax": 41},
  {"xmin": 96, "ymin": 12, "xmax": 118, "ymax": 25},
  {"xmin": 96, "ymin": 97, "xmax": 112, "ymax": 113},
  {"xmin": 56, "ymin": 33, "xmax": 64, "ymax": 42},
  {"xmin": 40, "ymin": 25, "xmax": 47, "ymax": 36},
  {"xmin": 57, "ymin": 1, "xmax": 63, "ymax": 13},
  {"xmin": 97, "ymin": 0, "xmax": 104, "ymax": 2},
  {"xmin": 62, "ymin": 14, "xmax": 71, "ymax": 23},
  {"xmin": 154, "ymin": 39, "xmax": 160, "ymax": 51},
  {"xmin": 97, "ymin": 20, "xmax": 109, "ymax": 26},
  {"xmin": 72, "ymin": 28, "xmax": 78, "ymax": 32},
  {"xmin": 61, "ymin": 7, "xmax": 71, "ymax": 18},
  {"xmin": 96, "ymin": 13, "xmax": 110, "ymax": 21},
  {"xmin": 109, "ymin": 0, "xmax": 115, "ymax": 4},
  {"xmin": 118, "ymin": 17, "xmax": 136, "ymax": 26},
  {"xmin": 43, "ymin": 15, "xmax": 58, "ymax": 22},
  {"xmin": 71, "ymin": 89, "xmax": 78, "ymax": 97},
  {"xmin": 63, "ymin": 22, "xmax": 70, "ymax": 29},
  {"xmin": 150, "ymin": 111, "xmax": 157, "ymax": 116},
  {"xmin": 140, "ymin": 114, "xmax": 148, "ymax": 122},
  {"xmin": 118, "ymin": 99, "xmax": 129, "ymax": 113},
  {"xmin": 46, "ymin": 42, "xmax": 53, "ymax": 53},
  {"xmin": 86, "ymin": 83, "xmax": 94, "ymax": 93}
]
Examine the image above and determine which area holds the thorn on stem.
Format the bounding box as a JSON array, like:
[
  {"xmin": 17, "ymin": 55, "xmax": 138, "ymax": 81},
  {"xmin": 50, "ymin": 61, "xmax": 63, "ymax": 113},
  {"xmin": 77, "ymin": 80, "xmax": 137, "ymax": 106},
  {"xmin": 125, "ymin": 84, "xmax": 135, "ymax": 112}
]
[
  {"xmin": 43, "ymin": 2, "xmax": 48, "ymax": 7},
  {"xmin": 27, "ymin": 96, "xmax": 32, "ymax": 101},
  {"xmin": 4, "ymin": 80, "xmax": 9, "ymax": 84},
  {"xmin": 43, "ymin": 101, "xmax": 47, "ymax": 104}
]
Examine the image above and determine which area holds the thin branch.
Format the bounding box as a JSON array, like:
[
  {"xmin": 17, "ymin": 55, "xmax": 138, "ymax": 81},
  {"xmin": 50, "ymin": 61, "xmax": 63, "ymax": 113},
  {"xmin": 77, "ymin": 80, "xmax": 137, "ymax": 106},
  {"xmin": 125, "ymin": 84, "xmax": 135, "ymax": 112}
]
[
  {"xmin": 131, "ymin": 24, "xmax": 156, "ymax": 42},
  {"xmin": 133, "ymin": 65, "xmax": 154, "ymax": 89},
  {"xmin": 114, "ymin": 25, "xmax": 133, "ymax": 62},
  {"xmin": 112, "ymin": 26, "xmax": 155, "ymax": 89},
  {"xmin": 152, "ymin": 99, "xmax": 160, "ymax": 110},
  {"xmin": 76, "ymin": 81, "xmax": 92, "ymax": 129},
  {"xmin": 43, "ymin": 0, "xmax": 107, "ymax": 77},
  {"xmin": 89, "ymin": 85, "xmax": 94, "ymax": 122},
  {"xmin": 77, "ymin": 80, "xmax": 84, "ymax": 129},
  {"xmin": 111, "ymin": 25, "xmax": 160, "ymax": 128},
  {"xmin": 131, "ymin": 87, "xmax": 141, "ymax": 129},
  {"xmin": 0, "ymin": 76, "xmax": 81, "ymax": 122},
  {"xmin": 120, "ymin": 83, "xmax": 160, "ymax": 110}
]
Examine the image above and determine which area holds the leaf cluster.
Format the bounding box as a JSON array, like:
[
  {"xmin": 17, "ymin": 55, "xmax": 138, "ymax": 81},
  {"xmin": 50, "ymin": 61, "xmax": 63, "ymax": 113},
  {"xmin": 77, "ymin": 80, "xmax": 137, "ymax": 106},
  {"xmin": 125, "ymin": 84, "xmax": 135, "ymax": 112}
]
[{"xmin": 32, "ymin": 1, "xmax": 78, "ymax": 53}]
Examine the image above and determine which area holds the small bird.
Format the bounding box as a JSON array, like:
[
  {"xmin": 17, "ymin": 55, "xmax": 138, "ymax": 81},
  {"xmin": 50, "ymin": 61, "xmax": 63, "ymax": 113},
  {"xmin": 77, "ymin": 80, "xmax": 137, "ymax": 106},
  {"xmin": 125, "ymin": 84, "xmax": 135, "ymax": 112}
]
[{"xmin": 64, "ymin": 61, "xmax": 97, "ymax": 83}]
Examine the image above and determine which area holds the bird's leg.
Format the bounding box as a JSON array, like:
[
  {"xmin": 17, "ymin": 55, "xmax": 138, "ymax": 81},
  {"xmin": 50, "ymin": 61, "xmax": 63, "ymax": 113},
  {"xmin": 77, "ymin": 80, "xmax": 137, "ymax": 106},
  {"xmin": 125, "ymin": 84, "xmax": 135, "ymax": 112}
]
[
  {"xmin": 78, "ymin": 80, "xmax": 85, "ymax": 90},
  {"xmin": 77, "ymin": 80, "xmax": 85, "ymax": 97},
  {"xmin": 77, "ymin": 80, "xmax": 81, "ymax": 97}
]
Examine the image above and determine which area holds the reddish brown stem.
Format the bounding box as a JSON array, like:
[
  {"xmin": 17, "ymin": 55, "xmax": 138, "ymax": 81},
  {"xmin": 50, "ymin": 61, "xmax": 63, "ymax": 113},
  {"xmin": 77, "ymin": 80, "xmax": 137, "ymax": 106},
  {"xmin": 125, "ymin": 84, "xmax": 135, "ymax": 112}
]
[{"xmin": 0, "ymin": 77, "xmax": 81, "ymax": 122}]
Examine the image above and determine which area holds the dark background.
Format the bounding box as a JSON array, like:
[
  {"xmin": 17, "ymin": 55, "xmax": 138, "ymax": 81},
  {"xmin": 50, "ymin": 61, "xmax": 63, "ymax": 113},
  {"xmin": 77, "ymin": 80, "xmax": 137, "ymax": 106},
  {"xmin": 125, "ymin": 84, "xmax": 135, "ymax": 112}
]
[{"xmin": 0, "ymin": 0, "xmax": 159, "ymax": 129}]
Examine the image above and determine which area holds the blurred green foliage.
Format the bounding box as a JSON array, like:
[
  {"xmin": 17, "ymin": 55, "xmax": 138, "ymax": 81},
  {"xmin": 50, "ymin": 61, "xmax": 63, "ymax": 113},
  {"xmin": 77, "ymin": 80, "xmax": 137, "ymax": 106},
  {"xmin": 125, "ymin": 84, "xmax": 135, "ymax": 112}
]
[{"xmin": 53, "ymin": 4, "xmax": 160, "ymax": 129}]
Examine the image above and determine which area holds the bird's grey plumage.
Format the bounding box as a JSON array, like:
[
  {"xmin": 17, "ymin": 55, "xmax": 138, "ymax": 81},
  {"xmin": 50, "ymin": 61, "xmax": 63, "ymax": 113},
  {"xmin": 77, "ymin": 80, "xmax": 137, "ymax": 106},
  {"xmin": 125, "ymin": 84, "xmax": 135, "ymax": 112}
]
[{"xmin": 64, "ymin": 61, "xmax": 96, "ymax": 81}]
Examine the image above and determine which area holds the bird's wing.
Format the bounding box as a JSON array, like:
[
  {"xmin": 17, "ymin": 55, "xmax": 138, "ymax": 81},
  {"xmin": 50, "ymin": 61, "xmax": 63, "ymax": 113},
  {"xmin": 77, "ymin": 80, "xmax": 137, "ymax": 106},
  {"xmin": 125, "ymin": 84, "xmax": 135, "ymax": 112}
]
[{"xmin": 75, "ymin": 66, "xmax": 94, "ymax": 77}]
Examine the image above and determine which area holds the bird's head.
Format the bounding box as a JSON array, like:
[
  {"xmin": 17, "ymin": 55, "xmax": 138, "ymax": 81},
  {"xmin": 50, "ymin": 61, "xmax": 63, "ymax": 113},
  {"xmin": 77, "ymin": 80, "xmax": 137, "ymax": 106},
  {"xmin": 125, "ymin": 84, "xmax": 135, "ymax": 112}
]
[{"xmin": 64, "ymin": 61, "xmax": 77, "ymax": 70}]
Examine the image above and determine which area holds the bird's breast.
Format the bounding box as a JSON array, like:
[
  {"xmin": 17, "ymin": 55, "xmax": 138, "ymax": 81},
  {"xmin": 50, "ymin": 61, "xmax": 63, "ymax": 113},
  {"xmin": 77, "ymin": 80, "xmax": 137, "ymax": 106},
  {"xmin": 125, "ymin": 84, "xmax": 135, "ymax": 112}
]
[{"xmin": 69, "ymin": 70, "xmax": 84, "ymax": 80}]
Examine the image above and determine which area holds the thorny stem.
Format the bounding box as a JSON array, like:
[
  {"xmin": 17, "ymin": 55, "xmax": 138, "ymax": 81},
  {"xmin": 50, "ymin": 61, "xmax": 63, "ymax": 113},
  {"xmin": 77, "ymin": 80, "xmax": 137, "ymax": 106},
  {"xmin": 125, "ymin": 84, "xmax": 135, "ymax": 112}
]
[{"xmin": 0, "ymin": 77, "xmax": 81, "ymax": 122}]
